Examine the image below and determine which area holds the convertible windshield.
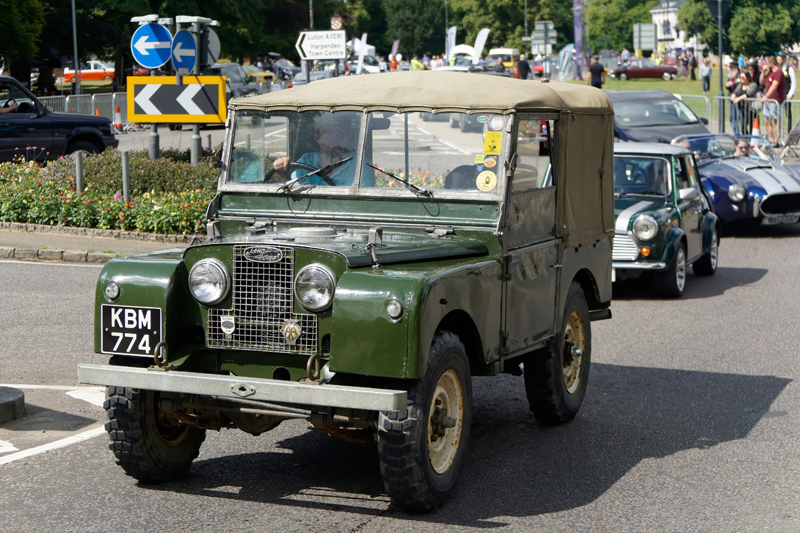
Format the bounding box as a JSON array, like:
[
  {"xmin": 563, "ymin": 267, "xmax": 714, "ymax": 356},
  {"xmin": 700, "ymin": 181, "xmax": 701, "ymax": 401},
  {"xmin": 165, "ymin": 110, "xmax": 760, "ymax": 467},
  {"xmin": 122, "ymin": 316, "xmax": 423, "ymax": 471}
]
[
  {"xmin": 614, "ymin": 156, "xmax": 672, "ymax": 196},
  {"xmin": 614, "ymin": 99, "xmax": 700, "ymax": 127},
  {"xmin": 229, "ymin": 109, "xmax": 507, "ymax": 195},
  {"xmin": 673, "ymin": 134, "xmax": 776, "ymax": 162}
]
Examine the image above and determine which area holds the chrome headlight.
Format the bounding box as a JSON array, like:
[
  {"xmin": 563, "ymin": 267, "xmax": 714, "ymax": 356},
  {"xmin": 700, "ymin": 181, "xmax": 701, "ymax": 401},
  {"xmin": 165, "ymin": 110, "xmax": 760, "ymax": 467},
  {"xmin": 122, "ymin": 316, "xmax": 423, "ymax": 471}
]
[
  {"xmin": 728, "ymin": 184, "xmax": 745, "ymax": 202},
  {"xmin": 294, "ymin": 264, "xmax": 336, "ymax": 312},
  {"xmin": 188, "ymin": 259, "xmax": 230, "ymax": 305},
  {"xmin": 632, "ymin": 215, "xmax": 658, "ymax": 241}
]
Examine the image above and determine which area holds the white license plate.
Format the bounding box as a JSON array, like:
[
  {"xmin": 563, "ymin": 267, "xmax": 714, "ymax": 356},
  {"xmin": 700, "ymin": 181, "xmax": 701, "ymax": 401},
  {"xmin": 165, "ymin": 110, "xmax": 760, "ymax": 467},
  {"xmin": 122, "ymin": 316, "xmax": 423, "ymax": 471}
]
[
  {"xmin": 101, "ymin": 305, "xmax": 162, "ymax": 357},
  {"xmin": 764, "ymin": 215, "xmax": 799, "ymax": 225}
]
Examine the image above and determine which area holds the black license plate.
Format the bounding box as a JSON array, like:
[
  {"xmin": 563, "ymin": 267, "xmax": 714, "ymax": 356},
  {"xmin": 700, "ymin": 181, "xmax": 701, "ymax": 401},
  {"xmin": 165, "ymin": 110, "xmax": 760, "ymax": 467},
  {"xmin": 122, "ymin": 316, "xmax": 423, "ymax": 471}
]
[{"xmin": 101, "ymin": 305, "xmax": 162, "ymax": 357}]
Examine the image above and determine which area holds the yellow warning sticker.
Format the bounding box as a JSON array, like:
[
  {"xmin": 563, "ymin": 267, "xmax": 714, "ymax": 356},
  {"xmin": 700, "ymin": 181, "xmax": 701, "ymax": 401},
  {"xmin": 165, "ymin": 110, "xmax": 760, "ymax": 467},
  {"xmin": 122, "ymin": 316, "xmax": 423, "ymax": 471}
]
[
  {"xmin": 476, "ymin": 170, "xmax": 497, "ymax": 192},
  {"xmin": 483, "ymin": 131, "xmax": 502, "ymax": 155},
  {"xmin": 475, "ymin": 154, "xmax": 485, "ymax": 164}
]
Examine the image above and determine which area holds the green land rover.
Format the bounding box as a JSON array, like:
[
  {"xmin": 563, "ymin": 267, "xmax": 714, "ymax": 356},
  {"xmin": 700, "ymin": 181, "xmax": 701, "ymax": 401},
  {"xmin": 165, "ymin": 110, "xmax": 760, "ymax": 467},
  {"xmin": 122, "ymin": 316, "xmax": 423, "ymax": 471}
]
[{"xmin": 78, "ymin": 72, "xmax": 615, "ymax": 511}]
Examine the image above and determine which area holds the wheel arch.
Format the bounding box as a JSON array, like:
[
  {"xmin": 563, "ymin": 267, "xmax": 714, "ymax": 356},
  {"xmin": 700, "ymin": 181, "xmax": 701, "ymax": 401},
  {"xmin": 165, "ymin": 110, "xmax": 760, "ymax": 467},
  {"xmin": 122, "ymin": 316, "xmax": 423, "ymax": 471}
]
[
  {"xmin": 571, "ymin": 268, "xmax": 603, "ymax": 311},
  {"xmin": 435, "ymin": 310, "xmax": 488, "ymax": 377},
  {"xmin": 65, "ymin": 132, "xmax": 105, "ymax": 155}
]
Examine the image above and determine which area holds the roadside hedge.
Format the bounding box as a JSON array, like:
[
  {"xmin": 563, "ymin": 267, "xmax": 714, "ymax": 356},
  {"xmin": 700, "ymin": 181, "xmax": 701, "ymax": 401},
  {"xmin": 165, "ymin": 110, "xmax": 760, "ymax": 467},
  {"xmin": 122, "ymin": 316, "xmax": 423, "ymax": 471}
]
[{"xmin": 0, "ymin": 148, "xmax": 220, "ymax": 234}]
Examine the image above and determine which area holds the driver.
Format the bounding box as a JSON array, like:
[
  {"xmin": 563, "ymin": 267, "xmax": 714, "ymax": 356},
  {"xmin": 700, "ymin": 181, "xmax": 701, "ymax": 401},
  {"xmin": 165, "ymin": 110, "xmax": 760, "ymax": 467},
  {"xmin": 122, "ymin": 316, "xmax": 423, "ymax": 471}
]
[
  {"xmin": 734, "ymin": 139, "xmax": 769, "ymax": 160},
  {"xmin": 272, "ymin": 113, "xmax": 374, "ymax": 186},
  {"xmin": 0, "ymin": 101, "xmax": 18, "ymax": 114}
]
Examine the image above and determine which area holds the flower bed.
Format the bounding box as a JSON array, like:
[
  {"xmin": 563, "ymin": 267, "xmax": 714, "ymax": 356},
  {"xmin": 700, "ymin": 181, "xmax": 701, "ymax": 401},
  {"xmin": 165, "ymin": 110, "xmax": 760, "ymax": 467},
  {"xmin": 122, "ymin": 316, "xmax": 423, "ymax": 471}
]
[{"xmin": 0, "ymin": 149, "xmax": 219, "ymax": 235}]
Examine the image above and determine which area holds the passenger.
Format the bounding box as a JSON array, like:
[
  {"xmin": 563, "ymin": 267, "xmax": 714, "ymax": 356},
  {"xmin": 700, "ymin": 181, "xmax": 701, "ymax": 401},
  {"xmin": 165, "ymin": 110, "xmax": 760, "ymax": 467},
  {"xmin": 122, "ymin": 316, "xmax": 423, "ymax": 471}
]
[{"xmin": 271, "ymin": 114, "xmax": 375, "ymax": 187}]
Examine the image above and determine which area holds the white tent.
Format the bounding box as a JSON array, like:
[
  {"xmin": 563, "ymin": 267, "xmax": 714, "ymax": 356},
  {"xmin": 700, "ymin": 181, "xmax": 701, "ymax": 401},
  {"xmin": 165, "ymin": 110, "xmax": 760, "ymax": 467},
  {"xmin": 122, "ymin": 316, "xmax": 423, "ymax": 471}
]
[
  {"xmin": 351, "ymin": 37, "xmax": 376, "ymax": 57},
  {"xmin": 450, "ymin": 44, "xmax": 475, "ymax": 59}
]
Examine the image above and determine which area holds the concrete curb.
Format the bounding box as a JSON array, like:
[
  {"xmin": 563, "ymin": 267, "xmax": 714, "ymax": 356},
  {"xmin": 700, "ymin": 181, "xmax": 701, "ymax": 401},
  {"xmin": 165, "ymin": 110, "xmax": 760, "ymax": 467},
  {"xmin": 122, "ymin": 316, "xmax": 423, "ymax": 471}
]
[
  {"xmin": 0, "ymin": 246, "xmax": 118, "ymax": 264},
  {"xmin": 0, "ymin": 386, "xmax": 25, "ymax": 424},
  {"xmin": 0, "ymin": 221, "xmax": 202, "ymax": 244}
]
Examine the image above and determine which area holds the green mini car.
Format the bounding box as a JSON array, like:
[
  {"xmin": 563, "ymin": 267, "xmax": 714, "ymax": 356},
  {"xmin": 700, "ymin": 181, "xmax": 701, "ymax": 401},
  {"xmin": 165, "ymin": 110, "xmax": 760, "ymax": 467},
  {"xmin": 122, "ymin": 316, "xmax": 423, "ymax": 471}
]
[
  {"xmin": 612, "ymin": 142, "xmax": 719, "ymax": 297},
  {"xmin": 78, "ymin": 72, "xmax": 615, "ymax": 511}
]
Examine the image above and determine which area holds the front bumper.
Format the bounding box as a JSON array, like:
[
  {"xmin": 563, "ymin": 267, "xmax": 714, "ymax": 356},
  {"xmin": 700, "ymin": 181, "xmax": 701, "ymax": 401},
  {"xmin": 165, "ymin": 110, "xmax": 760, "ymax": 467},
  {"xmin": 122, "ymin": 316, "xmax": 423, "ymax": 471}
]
[
  {"xmin": 612, "ymin": 261, "xmax": 667, "ymax": 270},
  {"xmin": 77, "ymin": 364, "xmax": 407, "ymax": 412}
]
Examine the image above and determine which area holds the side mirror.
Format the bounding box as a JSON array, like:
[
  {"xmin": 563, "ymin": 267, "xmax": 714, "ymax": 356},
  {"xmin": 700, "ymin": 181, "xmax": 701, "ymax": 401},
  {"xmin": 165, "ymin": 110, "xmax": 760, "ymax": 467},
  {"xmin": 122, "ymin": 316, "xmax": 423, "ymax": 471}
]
[
  {"xmin": 700, "ymin": 117, "xmax": 709, "ymax": 125},
  {"xmin": 679, "ymin": 187, "xmax": 698, "ymax": 201}
]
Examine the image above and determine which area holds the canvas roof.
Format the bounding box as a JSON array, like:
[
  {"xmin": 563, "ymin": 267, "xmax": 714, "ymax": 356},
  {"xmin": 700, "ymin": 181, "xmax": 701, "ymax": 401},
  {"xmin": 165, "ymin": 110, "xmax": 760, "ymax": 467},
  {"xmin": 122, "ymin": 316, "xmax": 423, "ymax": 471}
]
[{"xmin": 231, "ymin": 71, "xmax": 613, "ymax": 115}]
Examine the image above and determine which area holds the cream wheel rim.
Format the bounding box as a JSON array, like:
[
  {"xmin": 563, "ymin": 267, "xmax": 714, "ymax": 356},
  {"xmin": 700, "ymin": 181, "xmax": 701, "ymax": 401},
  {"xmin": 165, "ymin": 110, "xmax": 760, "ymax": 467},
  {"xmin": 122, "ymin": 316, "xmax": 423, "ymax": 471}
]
[
  {"xmin": 427, "ymin": 369, "xmax": 464, "ymax": 474},
  {"xmin": 562, "ymin": 310, "xmax": 586, "ymax": 394}
]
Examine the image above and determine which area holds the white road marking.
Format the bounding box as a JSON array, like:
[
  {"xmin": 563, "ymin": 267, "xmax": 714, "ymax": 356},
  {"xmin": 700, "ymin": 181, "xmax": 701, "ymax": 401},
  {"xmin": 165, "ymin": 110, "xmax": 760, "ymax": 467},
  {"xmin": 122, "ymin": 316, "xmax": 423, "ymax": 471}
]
[
  {"xmin": 0, "ymin": 426, "xmax": 106, "ymax": 466},
  {"xmin": 0, "ymin": 441, "xmax": 19, "ymax": 454},
  {"xmin": 66, "ymin": 389, "xmax": 106, "ymax": 407}
]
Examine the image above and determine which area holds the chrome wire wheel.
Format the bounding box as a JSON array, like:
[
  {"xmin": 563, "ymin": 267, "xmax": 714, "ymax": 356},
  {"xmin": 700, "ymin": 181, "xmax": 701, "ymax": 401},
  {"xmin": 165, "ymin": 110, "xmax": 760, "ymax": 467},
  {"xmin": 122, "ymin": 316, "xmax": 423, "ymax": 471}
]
[
  {"xmin": 427, "ymin": 369, "xmax": 464, "ymax": 475},
  {"xmin": 675, "ymin": 247, "xmax": 687, "ymax": 292},
  {"xmin": 562, "ymin": 310, "xmax": 586, "ymax": 394}
]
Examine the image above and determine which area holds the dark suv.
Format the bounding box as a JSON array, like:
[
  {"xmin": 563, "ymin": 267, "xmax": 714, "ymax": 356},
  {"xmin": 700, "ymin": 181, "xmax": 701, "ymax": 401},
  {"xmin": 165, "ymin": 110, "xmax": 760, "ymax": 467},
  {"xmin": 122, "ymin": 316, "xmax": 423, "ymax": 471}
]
[{"xmin": 0, "ymin": 76, "xmax": 118, "ymax": 162}]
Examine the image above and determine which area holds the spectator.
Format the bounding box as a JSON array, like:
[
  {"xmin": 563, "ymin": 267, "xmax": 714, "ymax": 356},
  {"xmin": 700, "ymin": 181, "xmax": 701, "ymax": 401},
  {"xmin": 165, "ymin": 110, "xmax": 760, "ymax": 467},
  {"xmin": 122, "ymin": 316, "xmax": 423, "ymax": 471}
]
[
  {"xmin": 732, "ymin": 72, "xmax": 758, "ymax": 134},
  {"xmin": 410, "ymin": 55, "xmax": 425, "ymax": 71},
  {"xmin": 379, "ymin": 56, "xmax": 387, "ymax": 72},
  {"xmin": 700, "ymin": 58, "xmax": 712, "ymax": 93},
  {"xmin": 760, "ymin": 55, "xmax": 786, "ymax": 145},
  {"xmin": 516, "ymin": 53, "xmax": 530, "ymax": 80},
  {"xmin": 689, "ymin": 50, "xmax": 697, "ymax": 80},
  {"xmin": 738, "ymin": 53, "xmax": 746, "ymax": 69},
  {"xmin": 587, "ymin": 55, "xmax": 605, "ymax": 89},
  {"xmin": 680, "ymin": 53, "xmax": 689, "ymax": 78},
  {"xmin": 777, "ymin": 52, "xmax": 796, "ymax": 132},
  {"xmin": 389, "ymin": 55, "xmax": 398, "ymax": 71},
  {"xmin": 725, "ymin": 61, "xmax": 742, "ymax": 134},
  {"xmin": 620, "ymin": 47, "xmax": 630, "ymax": 63},
  {"xmin": 748, "ymin": 60, "xmax": 761, "ymax": 91}
]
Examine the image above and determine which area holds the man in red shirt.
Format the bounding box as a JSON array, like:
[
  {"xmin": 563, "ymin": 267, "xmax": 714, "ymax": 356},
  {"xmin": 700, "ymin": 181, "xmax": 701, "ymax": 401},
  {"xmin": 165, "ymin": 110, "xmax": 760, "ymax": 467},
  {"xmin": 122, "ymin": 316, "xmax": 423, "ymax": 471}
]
[{"xmin": 760, "ymin": 56, "xmax": 786, "ymax": 145}]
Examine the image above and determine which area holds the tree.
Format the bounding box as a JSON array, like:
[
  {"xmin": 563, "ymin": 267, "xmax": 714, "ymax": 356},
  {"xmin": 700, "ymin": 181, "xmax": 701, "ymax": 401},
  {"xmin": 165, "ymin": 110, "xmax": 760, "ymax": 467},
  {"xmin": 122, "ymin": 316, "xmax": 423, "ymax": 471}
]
[
  {"xmin": 586, "ymin": 0, "xmax": 659, "ymax": 54},
  {"xmin": 0, "ymin": 0, "xmax": 44, "ymax": 67}
]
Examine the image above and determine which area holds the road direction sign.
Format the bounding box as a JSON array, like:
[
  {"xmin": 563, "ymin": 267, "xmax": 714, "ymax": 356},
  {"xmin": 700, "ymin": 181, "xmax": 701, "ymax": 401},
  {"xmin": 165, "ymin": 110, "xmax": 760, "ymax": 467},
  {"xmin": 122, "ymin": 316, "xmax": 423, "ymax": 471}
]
[
  {"xmin": 131, "ymin": 23, "xmax": 173, "ymax": 69},
  {"xmin": 127, "ymin": 76, "xmax": 227, "ymax": 124},
  {"xmin": 206, "ymin": 28, "xmax": 221, "ymax": 66},
  {"xmin": 633, "ymin": 23, "xmax": 657, "ymax": 51},
  {"xmin": 531, "ymin": 20, "xmax": 557, "ymax": 46},
  {"xmin": 171, "ymin": 30, "xmax": 197, "ymax": 75},
  {"xmin": 295, "ymin": 30, "xmax": 347, "ymax": 61}
]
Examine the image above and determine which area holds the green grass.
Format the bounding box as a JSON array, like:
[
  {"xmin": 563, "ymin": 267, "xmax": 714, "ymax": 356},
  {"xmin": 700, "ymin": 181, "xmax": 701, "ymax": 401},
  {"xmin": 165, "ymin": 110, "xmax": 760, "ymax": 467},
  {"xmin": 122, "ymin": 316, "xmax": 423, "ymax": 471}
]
[{"xmin": 567, "ymin": 69, "xmax": 730, "ymax": 97}]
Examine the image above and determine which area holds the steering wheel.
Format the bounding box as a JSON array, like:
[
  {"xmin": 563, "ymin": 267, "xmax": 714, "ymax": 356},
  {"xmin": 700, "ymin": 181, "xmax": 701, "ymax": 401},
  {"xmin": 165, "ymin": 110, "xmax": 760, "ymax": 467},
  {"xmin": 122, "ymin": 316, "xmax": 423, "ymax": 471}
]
[
  {"xmin": 264, "ymin": 161, "xmax": 319, "ymax": 183},
  {"xmin": 3, "ymin": 98, "xmax": 17, "ymax": 109},
  {"xmin": 17, "ymin": 101, "xmax": 33, "ymax": 113}
]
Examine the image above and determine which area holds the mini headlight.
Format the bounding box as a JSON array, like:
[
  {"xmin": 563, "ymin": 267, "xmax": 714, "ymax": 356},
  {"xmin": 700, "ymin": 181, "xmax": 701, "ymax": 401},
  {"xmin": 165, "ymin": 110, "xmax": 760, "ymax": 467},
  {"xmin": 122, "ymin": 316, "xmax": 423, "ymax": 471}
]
[
  {"xmin": 386, "ymin": 299, "xmax": 404, "ymax": 320},
  {"xmin": 728, "ymin": 184, "xmax": 746, "ymax": 202},
  {"xmin": 294, "ymin": 265, "xmax": 336, "ymax": 312},
  {"xmin": 632, "ymin": 215, "xmax": 658, "ymax": 241},
  {"xmin": 188, "ymin": 259, "xmax": 230, "ymax": 305},
  {"xmin": 104, "ymin": 282, "xmax": 120, "ymax": 301}
]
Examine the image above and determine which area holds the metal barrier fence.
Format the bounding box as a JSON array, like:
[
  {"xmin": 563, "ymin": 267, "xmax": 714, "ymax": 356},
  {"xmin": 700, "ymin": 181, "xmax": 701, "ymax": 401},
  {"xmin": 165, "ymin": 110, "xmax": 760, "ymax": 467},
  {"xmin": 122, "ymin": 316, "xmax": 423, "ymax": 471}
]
[
  {"xmin": 39, "ymin": 95, "xmax": 67, "ymax": 113},
  {"xmin": 64, "ymin": 94, "xmax": 92, "ymax": 115},
  {"xmin": 674, "ymin": 94, "xmax": 709, "ymax": 124}
]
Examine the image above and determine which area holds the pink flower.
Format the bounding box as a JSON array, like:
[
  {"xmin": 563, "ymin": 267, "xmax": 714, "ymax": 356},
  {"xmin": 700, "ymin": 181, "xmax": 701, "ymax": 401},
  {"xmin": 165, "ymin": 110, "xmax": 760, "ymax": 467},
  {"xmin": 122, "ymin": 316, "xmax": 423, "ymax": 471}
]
[{"xmin": 113, "ymin": 192, "xmax": 122, "ymax": 200}]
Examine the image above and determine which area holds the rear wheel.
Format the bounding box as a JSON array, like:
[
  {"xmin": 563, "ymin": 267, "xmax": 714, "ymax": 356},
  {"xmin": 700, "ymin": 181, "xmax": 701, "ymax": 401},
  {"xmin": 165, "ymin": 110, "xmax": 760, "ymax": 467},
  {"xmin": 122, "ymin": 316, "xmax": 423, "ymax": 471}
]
[
  {"xmin": 661, "ymin": 72, "xmax": 672, "ymax": 81},
  {"xmin": 618, "ymin": 72, "xmax": 628, "ymax": 81},
  {"xmin": 378, "ymin": 331, "xmax": 472, "ymax": 512},
  {"xmin": 524, "ymin": 282, "xmax": 591, "ymax": 424},
  {"xmin": 459, "ymin": 117, "xmax": 471, "ymax": 133},
  {"xmin": 104, "ymin": 387, "xmax": 206, "ymax": 483},
  {"xmin": 693, "ymin": 226, "xmax": 719, "ymax": 276},
  {"xmin": 657, "ymin": 243, "xmax": 687, "ymax": 298},
  {"xmin": 103, "ymin": 75, "xmax": 112, "ymax": 81}
]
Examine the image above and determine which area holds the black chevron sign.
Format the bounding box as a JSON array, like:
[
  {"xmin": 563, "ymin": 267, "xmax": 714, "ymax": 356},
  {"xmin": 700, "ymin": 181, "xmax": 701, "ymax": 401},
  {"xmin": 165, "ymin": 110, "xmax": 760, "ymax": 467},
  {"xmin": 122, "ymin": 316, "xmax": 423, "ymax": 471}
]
[{"xmin": 127, "ymin": 76, "xmax": 227, "ymax": 124}]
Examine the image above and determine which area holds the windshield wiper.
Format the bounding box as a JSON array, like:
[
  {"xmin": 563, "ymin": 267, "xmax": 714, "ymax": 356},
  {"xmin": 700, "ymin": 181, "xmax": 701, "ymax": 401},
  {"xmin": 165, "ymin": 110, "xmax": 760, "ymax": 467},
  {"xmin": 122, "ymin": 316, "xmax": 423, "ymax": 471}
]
[
  {"xmin": 366, "ymin": 163, "xmax": 432, "ymax": 197},
  {"xmin": 277, "ymin": 157, "xmax": 351, "ymax": 193}
]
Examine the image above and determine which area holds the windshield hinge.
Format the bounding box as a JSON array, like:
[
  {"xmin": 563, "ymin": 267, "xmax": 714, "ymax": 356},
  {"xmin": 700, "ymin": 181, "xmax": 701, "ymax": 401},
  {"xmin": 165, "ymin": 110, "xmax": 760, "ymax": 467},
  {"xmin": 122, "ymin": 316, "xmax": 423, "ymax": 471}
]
[
  {"xmin": 425, "ymin": 226, "xmax": 454, "ymax": 238},
  {"xmin": 246, "ymin": 219, "xmax": 272, "ymax": 234}
]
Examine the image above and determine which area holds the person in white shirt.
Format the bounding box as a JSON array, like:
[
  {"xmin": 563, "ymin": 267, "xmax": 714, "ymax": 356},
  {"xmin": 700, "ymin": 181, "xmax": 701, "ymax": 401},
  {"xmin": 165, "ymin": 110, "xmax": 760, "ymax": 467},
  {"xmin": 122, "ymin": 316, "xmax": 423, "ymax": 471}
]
[{"xmin": 699, "ymin": 58, "xmax": 712, "ymax": 93}]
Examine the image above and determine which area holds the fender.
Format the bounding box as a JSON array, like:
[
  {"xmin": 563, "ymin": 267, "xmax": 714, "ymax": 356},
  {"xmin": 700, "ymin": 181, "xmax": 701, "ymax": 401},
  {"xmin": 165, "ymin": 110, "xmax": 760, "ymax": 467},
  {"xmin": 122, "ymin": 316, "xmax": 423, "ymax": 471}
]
[
  {"xmin": 700, "ymin": 211, "xmax": 719, "ymax": 249},
  {"xmin": 661, "ymin": 227, "xmax": 686, "ymax": 266}
]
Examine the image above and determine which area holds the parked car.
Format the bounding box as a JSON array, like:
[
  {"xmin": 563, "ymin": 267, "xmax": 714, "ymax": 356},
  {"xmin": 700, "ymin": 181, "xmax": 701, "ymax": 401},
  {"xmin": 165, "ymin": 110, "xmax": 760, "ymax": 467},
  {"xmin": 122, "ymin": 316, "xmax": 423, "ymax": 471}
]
[
  {"xmin": 487, "ymin": 48, "xmax": 519, "ymax": 68},
  {"xmin": 243, "ymin": 65, "xmax": 275, "ymax": 83},
  {"xmin": 607, "ymin": 90, "xmax": 710, "ymax": 143},
  {"xmin": 274, "ymin": 58, "xmax": 301, "ymax": 80},
  {"xmin": 202, "ymin": 62, "xmax": 259, "ymax": 101},
  {"xmin": 611, "ymin": 142, "xmax": 719, "ymax": 297},
  {"xmin": 290, "ymin": 70, "xmax": 334, "ymax": 87},
  {"xmin": 77, "ymin": 71, "xmax": 614, "ymax": 513},
  {"xmin": 610, "ymin": 59, "xmax": 678, "ymax": 81},
  {"xmin": 346, "ymin": 55, "xmax": 381, "ymax": 74},
  {"xmin": 671, "ymin": 133, "xmax": 800, "ymax": 226},
  {"xmin": 0, "ymin": 76, "xmax": 118, "ymax": 162},
  {"xmin": 62, "ymin": 60, "xmax": 115, "ymax": 82}
]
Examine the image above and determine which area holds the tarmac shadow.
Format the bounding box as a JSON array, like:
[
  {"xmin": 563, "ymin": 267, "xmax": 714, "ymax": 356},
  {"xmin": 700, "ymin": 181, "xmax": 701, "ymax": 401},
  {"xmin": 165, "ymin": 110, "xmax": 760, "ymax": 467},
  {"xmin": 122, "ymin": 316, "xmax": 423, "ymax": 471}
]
[
  {"xmin": 141, "ymin": 364, "xmax": 790, "ymax": 527},
  {"xmin": 612, "ymin": 266, "xmax": 767, "ymax": 301}
]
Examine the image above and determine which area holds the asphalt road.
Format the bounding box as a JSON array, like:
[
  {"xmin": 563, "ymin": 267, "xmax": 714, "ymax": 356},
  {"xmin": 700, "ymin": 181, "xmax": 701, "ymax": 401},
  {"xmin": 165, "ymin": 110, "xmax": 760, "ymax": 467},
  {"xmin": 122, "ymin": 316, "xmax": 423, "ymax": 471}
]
[{"xmin": 1, "ymin": 223, "xmax": 799, "ymax": 532}]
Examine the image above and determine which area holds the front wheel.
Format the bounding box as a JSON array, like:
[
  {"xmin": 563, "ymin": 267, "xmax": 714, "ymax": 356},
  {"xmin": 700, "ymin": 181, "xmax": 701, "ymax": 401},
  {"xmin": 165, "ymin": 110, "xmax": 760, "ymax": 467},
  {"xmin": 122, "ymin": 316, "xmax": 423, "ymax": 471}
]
[
  {"xmin": 524, "ymin": 282, "xmax": 591, "ymax": 424},
  {"xmin": 378, "ymin": 331, "xmax": 472, "ymax": 512},
  {"xmin": 618, "ymin": 72, "xmax": 628, "ymax": 81},
  {"xmin": 104, "ymin": 387, "xmax": 206, "ymax": 483},
  {"xmin": 449, "ymin": 114, "xmax": 459, "ymax": 128},
  {"xmin": 662, "ymin": 72, "xmax": 672, "ymax": 81},
  {"xmin": 693, "ymin": 226, "xmax": 719, "ymax": 276},
  {"xmin": 66, "ymin": 140, "xmax": 99, "ymax": 157},
  {"xmin": 657, "ymin": 243, "xmax": 687, "ymax": 298}
]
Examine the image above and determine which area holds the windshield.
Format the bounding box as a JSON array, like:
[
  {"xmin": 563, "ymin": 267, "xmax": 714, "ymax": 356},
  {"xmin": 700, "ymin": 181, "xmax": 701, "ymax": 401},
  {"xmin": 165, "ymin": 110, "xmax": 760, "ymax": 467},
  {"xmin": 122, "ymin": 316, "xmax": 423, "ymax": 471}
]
[
  {"xmin": 228, "ymin": 109, "xmax": 506, "ymax": 195},
  {"xmin": 0, "ymin": 82, "xmax": 35, "ymax": 108},
  {"xmin": 675, "ymin": 134, "xmax": 777, "ymax": 162},
  {"xmin": 614, "ymin": 156, "xmax": 672, "ymax": 196},
  {"xmin": 614, "ymin": 98, "xmax": 700, "ymax": 127}
]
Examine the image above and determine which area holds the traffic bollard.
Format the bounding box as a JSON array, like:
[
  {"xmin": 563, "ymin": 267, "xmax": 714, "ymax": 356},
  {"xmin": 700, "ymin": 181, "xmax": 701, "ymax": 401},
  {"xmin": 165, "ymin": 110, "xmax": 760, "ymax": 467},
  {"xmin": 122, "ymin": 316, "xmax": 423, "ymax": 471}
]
[
  {"xmin": 122, "ymin": 150, "xmax": 130, "ymax": 202},
  {"xmin": 191, "ymin": 125, "xmax": 201, "ymax": 166},
  {"xmin": 206, "ymin": 133, "xmax": 212, "ymax": 152},
  {"xmin": 75, "ymin": 152, "xmax": 84, "ymax": 193},
  {"xmin": 149, "ymin": 124, "xmax": 160, "ymax": 160}
]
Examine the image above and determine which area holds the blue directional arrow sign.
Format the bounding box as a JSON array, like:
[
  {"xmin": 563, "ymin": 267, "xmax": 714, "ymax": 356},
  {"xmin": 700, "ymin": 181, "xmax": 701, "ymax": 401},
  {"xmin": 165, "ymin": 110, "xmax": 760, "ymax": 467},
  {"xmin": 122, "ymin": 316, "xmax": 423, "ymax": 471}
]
[
  {"xmin": 131, "ymin": 23, "xmax": 173, "ymax": 69},
  {"xmin": 171, "ymin": 30, "xmax": 197, "ymax": 75}
]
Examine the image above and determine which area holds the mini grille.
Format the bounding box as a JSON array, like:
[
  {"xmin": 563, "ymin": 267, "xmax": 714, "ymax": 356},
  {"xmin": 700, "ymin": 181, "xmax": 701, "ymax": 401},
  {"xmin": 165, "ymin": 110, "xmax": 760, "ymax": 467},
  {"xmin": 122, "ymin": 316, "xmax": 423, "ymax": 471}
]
[
  {"xmin": 612, "ymin": 233, "xmax": 639, "ymax": 261},
  {"xmin": 207, "ymin": 245, "xmax": 318, "ymax": 355}
]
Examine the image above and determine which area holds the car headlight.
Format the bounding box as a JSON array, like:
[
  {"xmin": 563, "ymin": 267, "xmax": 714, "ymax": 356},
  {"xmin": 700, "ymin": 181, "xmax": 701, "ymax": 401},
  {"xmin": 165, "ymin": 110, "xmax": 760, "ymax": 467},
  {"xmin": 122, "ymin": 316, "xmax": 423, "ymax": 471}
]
[
  {"xmin": 632, "ymin": 215, "xmax": 659, "ymax": 241},
  {"xmin": 188, "ymin": 259, "xmax": 230, "ymax": 305},
  {"xmin": 294, "ymin": 265, "xmax": 336, "ymax": 312},
  {"xmin": 728, "ymin": 184, "xmax": 745, "ymax": 202}
]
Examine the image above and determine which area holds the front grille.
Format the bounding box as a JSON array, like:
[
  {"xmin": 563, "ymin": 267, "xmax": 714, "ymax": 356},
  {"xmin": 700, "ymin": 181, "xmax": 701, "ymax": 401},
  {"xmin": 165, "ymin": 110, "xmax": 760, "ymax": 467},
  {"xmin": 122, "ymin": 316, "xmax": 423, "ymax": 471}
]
[
  {"xmin": 207, "ymin": 245, "xmax": 318, "ymax": 355},
  {"xmin": 612, "ymin": 232, "xmax": 639, "ymax": 261},
  {"xmin": 760, "ymin": 193, "xmax": 800, "ymax": 215}
]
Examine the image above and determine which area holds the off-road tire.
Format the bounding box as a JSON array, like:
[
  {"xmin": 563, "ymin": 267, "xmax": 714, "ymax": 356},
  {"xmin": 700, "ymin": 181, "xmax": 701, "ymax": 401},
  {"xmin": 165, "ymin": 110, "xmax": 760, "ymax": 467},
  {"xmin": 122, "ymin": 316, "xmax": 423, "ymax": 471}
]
[
  {"xmin": 377, "ymin": 331, "xmax": 472, "ymax": 512},
  {"xmin": 449, "ymin": 114, "xmax": 459, "ymax": 128},
  {"xmin": 656, "ymin": 243, "xmax": 687, "ymax": 298},
  {"xmin": 524, "ymin": 282, "xmax": 591, "ymax": 425},
  {"xmin": 693, "ymin": 226, "xmax": 719, "ymax": 276},
  {"xmin": 104, "ymin": 387, "xmax": 206, "ymax": 483},
  {"xmin": 460, "ymin": 117, "xmax": 471, "ymax": 133}
]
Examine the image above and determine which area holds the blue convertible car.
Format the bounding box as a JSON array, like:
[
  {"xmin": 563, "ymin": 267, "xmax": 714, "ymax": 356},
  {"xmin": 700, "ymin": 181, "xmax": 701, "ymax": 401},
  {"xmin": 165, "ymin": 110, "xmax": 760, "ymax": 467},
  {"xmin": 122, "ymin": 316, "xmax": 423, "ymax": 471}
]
[{"xmin": 672, "ymin": 134, "xmax": 800, "ymax": 226}]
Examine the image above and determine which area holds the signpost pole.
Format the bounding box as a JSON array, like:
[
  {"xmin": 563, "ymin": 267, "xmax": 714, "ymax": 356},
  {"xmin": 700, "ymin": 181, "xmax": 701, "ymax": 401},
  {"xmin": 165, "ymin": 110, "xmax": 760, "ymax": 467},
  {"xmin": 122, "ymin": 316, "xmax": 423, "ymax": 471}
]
[
  {"xmin": 718, "ymin": 0, "xmax": 724, "ymax": 133},
  {"xmin": 191, "ymin": 21, "xmax": 202, "ymax": 166}
]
